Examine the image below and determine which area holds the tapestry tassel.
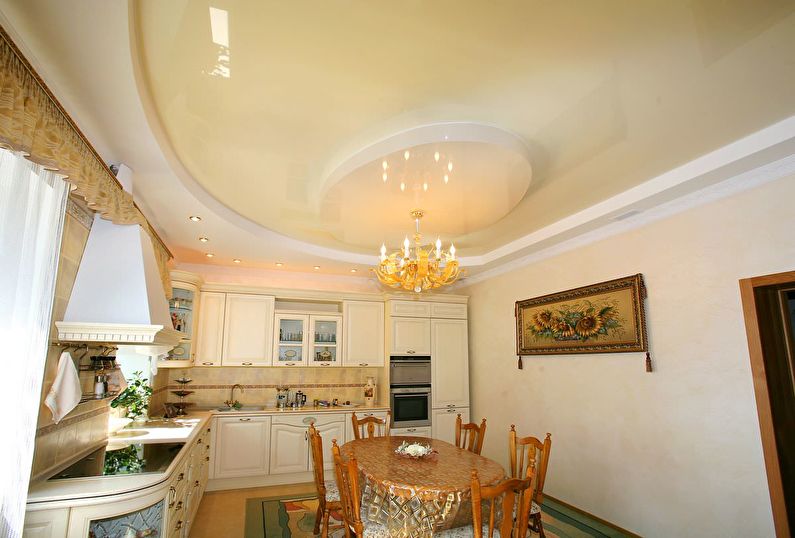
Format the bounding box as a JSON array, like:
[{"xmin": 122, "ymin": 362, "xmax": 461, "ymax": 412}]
[
  {"xmin": 517, "ymin": 356, "xmax": 523, "ymax": 370},
  {"xmin": 645, "ymin": 352, "xmax": 653, "ymax": 373}
]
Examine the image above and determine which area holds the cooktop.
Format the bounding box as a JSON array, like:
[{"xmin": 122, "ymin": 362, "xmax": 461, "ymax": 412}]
[{"xmin": 50, "ymin": 442, "xmax": 185, "ymax": 480}]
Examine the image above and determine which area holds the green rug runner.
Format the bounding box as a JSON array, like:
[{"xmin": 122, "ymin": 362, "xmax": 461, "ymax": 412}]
[{"xmin": 244, "ymin": 493, "xmax": 633, "ymax": 538}]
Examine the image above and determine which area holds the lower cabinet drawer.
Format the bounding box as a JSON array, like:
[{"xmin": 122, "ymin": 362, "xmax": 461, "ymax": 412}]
[{"xmin": 391, "ymin": 426, "xmax": 432, "ymax": 438}]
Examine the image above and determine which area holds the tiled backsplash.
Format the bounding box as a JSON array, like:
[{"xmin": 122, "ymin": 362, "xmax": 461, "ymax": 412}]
[{"xmin": 152, "ymin": 366, "xmax": 387, "ymax": 413}]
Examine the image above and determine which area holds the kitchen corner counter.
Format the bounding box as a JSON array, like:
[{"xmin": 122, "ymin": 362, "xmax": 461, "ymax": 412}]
[{"xmin": 195, "ymin": 404, "xmax": 390, "ymax": 416}]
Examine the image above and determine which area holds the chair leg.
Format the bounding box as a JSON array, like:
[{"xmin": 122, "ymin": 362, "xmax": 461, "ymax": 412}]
[
  {"xmin": 314, "ymin": 503, "xmax": 323, "ymax": 535},
  {"xmin": 321, "ymin": 508, "xmax": 331, "ymax": 538},
  {"xmin": 529, "ymin": 513, "xmax": 545, "ymax": 538}
]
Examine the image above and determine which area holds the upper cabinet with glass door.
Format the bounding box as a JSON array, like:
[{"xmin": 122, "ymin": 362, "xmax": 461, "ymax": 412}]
[
  {"xmin": 160, "ymin": 273, "xmax": 203, "ymax": 368},
  {"xmin": 310, "ymin": 315, "xmax": 342, "ymax": 367},
  {"xmin": 274, "ymin": 314, "xmax": 309, "ymax": 367}
]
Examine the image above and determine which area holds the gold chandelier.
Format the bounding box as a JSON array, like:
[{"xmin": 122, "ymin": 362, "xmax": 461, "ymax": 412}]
[{"xmin": 374, "ymin": 209, "xmax": 461, "ymax": 293}]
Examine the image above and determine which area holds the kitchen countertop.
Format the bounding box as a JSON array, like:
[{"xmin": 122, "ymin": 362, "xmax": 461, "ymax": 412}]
[{"xmin": 195, "ymin": 404, "xmax": 390, "ymax": 415}]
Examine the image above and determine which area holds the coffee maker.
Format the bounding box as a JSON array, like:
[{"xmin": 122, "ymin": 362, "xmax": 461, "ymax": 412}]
[{"xmin": 275, "ymin": 385, "xmax": 289, "ymax": 408}]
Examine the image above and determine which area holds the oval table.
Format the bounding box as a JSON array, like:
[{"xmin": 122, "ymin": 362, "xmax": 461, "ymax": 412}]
[{"xmin": 341, "ymin": 436, "xmax": 504, "ymax": 537}]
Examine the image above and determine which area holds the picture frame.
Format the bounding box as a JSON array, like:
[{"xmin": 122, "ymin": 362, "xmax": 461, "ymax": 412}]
[{"xmin": 515, "ymin": 274, "xmax": 648, "ymax": 355}]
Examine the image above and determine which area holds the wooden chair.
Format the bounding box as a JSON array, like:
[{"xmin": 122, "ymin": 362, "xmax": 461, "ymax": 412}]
[
  {"xmin": 351, "ymin": 411, "xmax": 391, "ymax": 439},
  {"xmin": 331, "ymin": 439, "xmax": 388, "ymax": 538},
  {"xmin": 509, "ymin": 426, "xmax": 552, "ymax": 537},
  {"xmin": 455, "ymin": 414, "xmax": 487, "ymax": 455},
  {"xmin": 308, "ymin": 424, "xmax": 342, "ymax": 538}
]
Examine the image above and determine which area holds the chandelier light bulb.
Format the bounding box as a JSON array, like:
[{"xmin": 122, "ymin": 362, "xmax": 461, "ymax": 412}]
[
  {"xmin": 382, "ymin": 172, "xmax": 387, "ymax": 182},
  {"xmin": 448, "ymin": 161, "xmax": 453, "ymax": 172},
  {"xmin": 404, "ymin": 150, "xmax": 410, "ymax": 160},
  {"xmin": 444, "ymin": 174, "xmax": 449, "ymax": 184},
  {"xmin": 403, "ymin": 236, "xmax": 410, "ymax": 257},
  {"xmin": 449, "ymin": 243, "xmax": 456, "ymax": 259},
  {"xmin": 435, "ymin": 237, "xmax": 442, "ymax": 249},
  {"xmin": 434, "ymin": 151, "xmax": 440, "ymax": 162}
]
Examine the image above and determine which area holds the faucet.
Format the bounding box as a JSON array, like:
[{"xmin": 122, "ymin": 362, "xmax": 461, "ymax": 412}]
[{"xmin": 225, "ymin": 384, "xmax": 244, "ymax": 408}]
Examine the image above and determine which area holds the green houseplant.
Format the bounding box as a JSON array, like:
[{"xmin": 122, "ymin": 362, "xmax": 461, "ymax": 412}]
[{"xmin": 111, "ymin": 371, "xmax": 152, "ymax": 420}]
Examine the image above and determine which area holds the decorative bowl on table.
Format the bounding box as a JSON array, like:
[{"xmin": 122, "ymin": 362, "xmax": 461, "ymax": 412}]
[{"xmin": 395, "ymin": 441, "xmax": 437, "ymax": 460}]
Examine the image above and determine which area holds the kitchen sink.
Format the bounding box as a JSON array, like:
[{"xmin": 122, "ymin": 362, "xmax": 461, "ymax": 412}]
[{"xmin": 215, "ymin": 406, "xmax": 266, "ymax": 412}]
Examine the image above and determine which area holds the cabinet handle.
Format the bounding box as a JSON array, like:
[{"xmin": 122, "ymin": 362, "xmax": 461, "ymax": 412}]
[
  {"xmin": 319, "ymin": 363, "xmax": 329, "ymax": 366},
  {"xmin": 447, "ymin": 409, "xmax": 457, "ymax": 413},
  {"xmin": 285, "ymin": 362, "xmax": 295, "ymax": 366},
  {"xmin": 205, "ymin": 456, "xmax": 210, "ymax": 462},
  {"xmin": 406, "ymin": 350, "xmax": 415, "ymax": 354},
  {"xmin": 202, "ymin": 362, "xmax": 214, "ymax": 366},
  {"xmin": 175, "ymin": 521, "xmax": 183, "ymax": 531},
  {"xmin": 407, "ymin": 428, "xmax": 417, "ymax": 432},
  {"xmin": 175, "ymin": 501, "xmax": 183, "ymax": 511},
  {"xmin": 447, "ymin": 404, "xmax": 455, "ymax": 408},
  {"xmin": 194, "ymin": 480, "xmax": 200, "ymax": 487},
  {"xmin": 242, "ymin": 362, "xmax": 253, "ymax": 366},
  {"xmin": 168, "ymin": 486, "xmax": 176, "ymax": 507},
  {"xmin": 197, "ymin": 438, "xmax": 202, "ymax": 444},
  {"xmin": 206, "ymin": 427, "xmax": 211, "ymax": 433},
  {"xmin": 177, "ymin": 472, "xmax": 184, "ymax": 481},
  {"xmin": 239, "ymin": 418, "xmax": 251, "ymax": 422},
  {"xmin": 359, "ymin": 363, "xmax": 370, "ymax": 367}
]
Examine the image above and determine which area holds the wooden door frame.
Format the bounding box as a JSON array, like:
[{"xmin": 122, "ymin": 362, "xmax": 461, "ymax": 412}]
[{"xmin": 739, "ymin": 269, "xmax": 795, "ymax": 538}]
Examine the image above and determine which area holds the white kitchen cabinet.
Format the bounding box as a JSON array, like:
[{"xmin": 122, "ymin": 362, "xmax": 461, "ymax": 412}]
[
  {"xmin": 430, "ymin": 302, "xmax": 468, "ymax": 319},
  {"xmin": 269, "ymin": 422, "xmax": 309, "ymax": 474},
  {"xmin": 431, "ymin": 319, "xmax": 470, "ymax": 409},
  {"xmin": 274, "ymin": 313, "xmax": 309, "ymax": 367},
  {"xmin": 222, "ymin": 294, "xmax": 275, "ymax": 366},
  {"xmin": 345, "ymin": 410, "xmax": 389, "ymax": 441},
  {"xmin": 390, "ymin": 317, "xmax": 431, "ymax": 355},
  {"xmin": 432, "ymin": 407, "xmax": 469, "ymax": 445},
  {"xmin": 342, "ymin": 301, "xmax": 385, "ymax": 367},
  {"xmin": 23, "ymin": 509, "xmax": 69, "ymax": 538},
  {"xmin": 391, "ymin": 426, "xmax": 431, "ymax": 438},
  {"xmin": 389, "ymin": 300, "xmax": 431, "ymax": 318},
  {"xmin": 270, "ymin": 413, "xmax": 345, "ymax": 474},
  {"xmin": 213, "ymin": 416, "xmax": 271, "ymax": 478},
  {"xmin": 309, "ymin": 315, "xmax": 342, "ymax": 367},
  {"xmin": 195, "ymin": 292, "xmax": 226, "ymax": 366}
]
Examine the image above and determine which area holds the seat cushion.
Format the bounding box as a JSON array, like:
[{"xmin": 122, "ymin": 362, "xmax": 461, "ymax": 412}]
[
  {"xmin": 531, "ymin": 500, "xmax": 541, "ymax": 515},
  {"xmin": 436, "ymin": 525, "xmax": 497, "ymax": 538},
  {"xmin": 323, "ymin": 480, "xmax": 340, "ymax": 502}
]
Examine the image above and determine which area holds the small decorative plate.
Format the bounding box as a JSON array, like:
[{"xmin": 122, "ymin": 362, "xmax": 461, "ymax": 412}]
[
  {"xmin": 395, "ymin": 441, "xmax": 437, "ymax": 459},
  {"xmin": 284, "ymin": 349, "xmax": 297, "ymax": 358}
]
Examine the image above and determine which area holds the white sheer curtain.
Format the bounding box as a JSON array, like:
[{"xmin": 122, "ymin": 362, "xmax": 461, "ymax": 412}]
[{"xmin": 0, "ymin": 148, "xmax": 68, "ymax": 537}]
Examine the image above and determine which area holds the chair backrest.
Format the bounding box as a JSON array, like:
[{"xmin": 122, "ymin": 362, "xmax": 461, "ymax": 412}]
[
  {"xmin": 455, "ymin": 414, "xmax": 487, "ymax": 454},
  {"xmin": 351, "ymin": 411, "xmax": 391, "ymax": 439},
  {"xmin": 470, "ymin": 468, "xmax": 535, "ymax": 538},
  {"xmin": 331, "ymin": 439, "xmax": 364, "ymax": 536},
  {"xmin": 509, "ymin": 425, "xmax": 552, "ymax": 504},
  {"xmin": 307, "ymin": 424, "xmax": 327, "ymax": 499}
]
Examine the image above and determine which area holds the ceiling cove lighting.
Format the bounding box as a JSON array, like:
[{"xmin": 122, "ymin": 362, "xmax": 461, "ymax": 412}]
[
  {"xmin": 189, "ymin": 215, "xmax": 202, "ymax": 222},
  {"xmin": 205, "ymin": 253, "xmax": 214, "ymax": 258},
  {"xmin": 199, "ymin": 236, "xmax": 209, "ymax": 243},
  {"xmin": 374, "ymin": 209, "xmax": 461, "ymax": 293},
  {"xmin": 233, "ymin": 259, "xmax": 241, "ymax": 264},
  {"xmin": 275, "ymin": 262, "xmax": 284, "ymax": 267}
]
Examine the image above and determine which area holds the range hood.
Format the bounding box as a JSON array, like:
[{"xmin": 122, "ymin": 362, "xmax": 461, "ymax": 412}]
[
  {"xmin": 56, "ymin": 166, "xmax": 179, "ymax": 355},
  {"xmin": 55, "ymin": 216, "xmax": 180, "ymax": 353}
]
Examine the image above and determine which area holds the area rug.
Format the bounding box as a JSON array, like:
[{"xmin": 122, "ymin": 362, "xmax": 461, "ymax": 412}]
[{"xmin": 244, "ymin": 494, "xmax": 633, "ymax": 538}]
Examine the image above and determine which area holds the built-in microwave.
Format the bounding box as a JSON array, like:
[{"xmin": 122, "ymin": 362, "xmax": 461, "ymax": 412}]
[
  {"xmin": 390, "ymin": 385, "xmax": 432, "ymax": 428},
  {"xmin": 389, "ymin": 355, "xmax": 431, "ymax": 386}
]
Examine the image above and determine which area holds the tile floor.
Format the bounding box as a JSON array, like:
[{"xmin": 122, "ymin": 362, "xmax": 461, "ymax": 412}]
[{"xmin": 189, "ymin": 482, "xmax": 316, "ymax": 538}]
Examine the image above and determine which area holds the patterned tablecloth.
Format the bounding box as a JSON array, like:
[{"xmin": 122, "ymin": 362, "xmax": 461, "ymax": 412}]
[{"xmin": 341, "ymin": 436, "xmax": 505, "ymax": 537}]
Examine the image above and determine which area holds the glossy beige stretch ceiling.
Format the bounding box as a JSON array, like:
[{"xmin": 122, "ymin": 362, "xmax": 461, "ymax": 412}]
[{"xmin": 133, "ymin": 0, "xmax": 795, "ymax": 257}]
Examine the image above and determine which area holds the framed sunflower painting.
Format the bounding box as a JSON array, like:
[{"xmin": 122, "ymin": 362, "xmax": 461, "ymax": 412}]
[{"xmin": 515, "ymin": 274, "xmax": 648, "ymax": 355}]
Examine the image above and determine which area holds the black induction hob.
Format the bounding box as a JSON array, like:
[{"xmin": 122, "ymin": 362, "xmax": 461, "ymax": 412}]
[{"xmin": 50, "ymin": 442, "xmax": 185, "ymax": 480}]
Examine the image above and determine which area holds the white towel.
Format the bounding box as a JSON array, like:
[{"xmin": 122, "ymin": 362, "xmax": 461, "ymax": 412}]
[{"xmin": 44, "ymin": 352, "xmax": 83, "ymax": 424}]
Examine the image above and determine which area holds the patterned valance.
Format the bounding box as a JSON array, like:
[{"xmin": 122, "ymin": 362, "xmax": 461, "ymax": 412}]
[{"xmin": 0, "ymin": 25, "xmax": 172, "ymax": 297}]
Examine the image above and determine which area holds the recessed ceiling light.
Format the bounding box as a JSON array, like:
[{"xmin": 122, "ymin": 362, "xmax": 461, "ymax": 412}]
[
  {"xmin": 350, "ymin": 268, "xmax": 357, "ymax": 273},
  {"xmin": 233, "ymin": 259, "xmax": 241, "ymax": 264},
  {"xmin": 199, "ymin": 236, "xmax": 209, "ymax": 243},
  {"xmin": 275, "ymin": 262, "xmax": 284, "ymax": 267},
  {"xmin": 444, "ymin": 174, "xmax": 449, "ymax": 184},
  {"xmin": 423, "ymin": 182, "xmax": 428, "ymax": 192},
  {"xmin": 400, "ymin": 182, "xmax": 405, "ymax": 192},
  {"xmin": 313, "ymin": 266, "xmax": 320, "ymax": 270},
  {"xmin": 205, "ymin": 253, "xmax": 214, "ymax": 258},
  {"xmin": 189, "ymin": 215, "xmax": 202, "ymax": 222}
]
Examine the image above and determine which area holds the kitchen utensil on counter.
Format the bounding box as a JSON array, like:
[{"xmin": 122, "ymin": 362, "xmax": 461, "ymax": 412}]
[
  {"xmin": 276, "ymin": 385, "xmax": 290, "ymax": 408},
  {"xmin": 292, "ymin": 391, "xmax": 307, "ymax": 408}
]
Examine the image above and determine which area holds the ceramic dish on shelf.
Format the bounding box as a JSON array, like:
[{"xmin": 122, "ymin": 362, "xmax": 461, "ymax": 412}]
[{"xmin": 284, "ymin": 349, "xmax": 297, "ymax": 358}]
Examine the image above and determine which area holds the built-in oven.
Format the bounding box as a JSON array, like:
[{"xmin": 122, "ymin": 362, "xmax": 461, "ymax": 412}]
[
  {"xmin": 390, "ymin": 356, "xmax": 432, "ymax": 428},
  {"xmin": 390, "ymin": 355, "xmax": 431, "ymax": 386},
  {"xmin": 390, "ymin": 385, "xmax": 432, "ymax": 428}
]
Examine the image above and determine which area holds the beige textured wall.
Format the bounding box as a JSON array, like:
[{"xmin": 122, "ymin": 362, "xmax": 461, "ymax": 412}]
[
  {"xmin": 459, "ymin": 175, "xmax": 795, "ymax": 537},
  {"xmin": 151, "ymin": 367, "xmax": 386, "ymax": 414}
]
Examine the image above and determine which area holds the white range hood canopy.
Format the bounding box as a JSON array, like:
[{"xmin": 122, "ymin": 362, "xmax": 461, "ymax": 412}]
[{"xmin": 55, "ymin": 165, "xmax": 180, "ymax": 355}]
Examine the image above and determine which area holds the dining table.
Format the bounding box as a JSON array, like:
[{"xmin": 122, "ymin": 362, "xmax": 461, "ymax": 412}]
[{"xmin": 340, "ymin": 436, "xmax": 505, "ymax": 537}]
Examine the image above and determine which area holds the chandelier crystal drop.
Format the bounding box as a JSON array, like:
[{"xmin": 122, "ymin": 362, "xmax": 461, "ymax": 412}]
[{"xmin": 373, "ymin": 209, "xmax": 461, "ymax": 293}]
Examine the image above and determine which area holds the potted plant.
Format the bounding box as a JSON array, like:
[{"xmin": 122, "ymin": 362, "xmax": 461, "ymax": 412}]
[{"xmin": 111, "ymin": 371, "xmax": 152, "ymax": 422}]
